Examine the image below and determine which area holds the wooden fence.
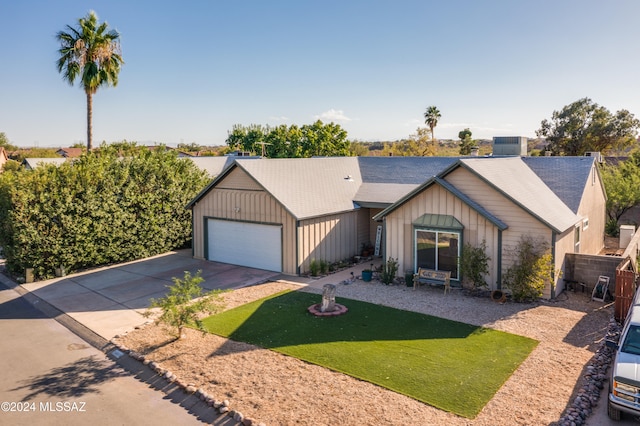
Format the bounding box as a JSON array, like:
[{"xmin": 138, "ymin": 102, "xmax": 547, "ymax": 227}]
[{"xmin": 615, "ymin": 259, "xmax": 637, "ymax": 322}]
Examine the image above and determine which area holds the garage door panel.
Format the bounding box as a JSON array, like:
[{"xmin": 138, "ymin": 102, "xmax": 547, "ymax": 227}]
[{"xmin": 207, "ymin": 220, "xmax": 282, "ymax": 272}]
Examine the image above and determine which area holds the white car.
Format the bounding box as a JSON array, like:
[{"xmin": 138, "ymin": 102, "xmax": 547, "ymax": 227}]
[{"xmin": 607, "ymin": 300, "xmax": 640, "ymax": 420}]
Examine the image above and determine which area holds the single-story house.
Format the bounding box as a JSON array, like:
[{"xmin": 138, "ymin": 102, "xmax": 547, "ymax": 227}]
[{"xmin": 187, "ymin": 152, "xmax": 606, "ymax": 299}]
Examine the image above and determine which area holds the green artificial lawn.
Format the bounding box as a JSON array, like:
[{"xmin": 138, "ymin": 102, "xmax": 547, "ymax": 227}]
[{"xmin": 202, "ymin": 290, "xmax": 538, "ymax": 418}]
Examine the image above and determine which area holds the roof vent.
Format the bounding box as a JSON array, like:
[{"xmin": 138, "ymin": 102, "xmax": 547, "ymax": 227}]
[{"xmin": 344, "ymin": 175, "xmax": 354, "ymax": 182}]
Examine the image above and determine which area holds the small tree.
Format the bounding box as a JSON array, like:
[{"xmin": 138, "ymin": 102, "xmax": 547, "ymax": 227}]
[
  {"xmin": 144, "ymin": 270, "xmax": 225, "ymax": 339},
  {"xmin": 460, "ymin": 240, "xmax": 491, "ymax": 289},
  {"xmin": 502, "ymin": 235, "xmax": 555, "ymax": 302}
]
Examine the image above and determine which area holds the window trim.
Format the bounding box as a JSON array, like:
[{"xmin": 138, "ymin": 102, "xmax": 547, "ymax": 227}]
[{"xmin": 413, "ymin": 227, "xmax": 461, "ymax": 281}]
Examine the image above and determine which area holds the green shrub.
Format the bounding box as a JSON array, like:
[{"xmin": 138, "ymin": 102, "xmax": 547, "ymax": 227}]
[
  {"xmin": 460, "ymin": 240, "xmax": 491, "ymax": 289},
  {"xmin": 319, "ymin": 259, "xmax": 329, "ymax": 274},
  {"xmin": 502, "ymin": 235, "xmax": 554, "ymax": 302},
  {"xmin": 380, "ymin": 257, "xmax": 399, "ymax": 285},
  {"xmin": 606, "ymin": 218, "xmax": 620, "ymax": 237},
  {"xmin": 309, "ymin": 259, "xmax": 320, "ymax": 276},
  {"xmin": 0, "ymin": 143, "xmax": 210, "ymax": 278}
]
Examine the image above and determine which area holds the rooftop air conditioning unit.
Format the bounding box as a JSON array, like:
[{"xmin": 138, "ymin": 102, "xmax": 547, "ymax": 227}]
[{"xmin": 585, "ymin": 152, "xmax": 603, "ymax": 163}]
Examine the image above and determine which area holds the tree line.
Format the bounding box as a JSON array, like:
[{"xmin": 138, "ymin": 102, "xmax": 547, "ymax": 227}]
[{"xmin": 225, "ymin": 120, "xmax": 350, "ymax": 158}]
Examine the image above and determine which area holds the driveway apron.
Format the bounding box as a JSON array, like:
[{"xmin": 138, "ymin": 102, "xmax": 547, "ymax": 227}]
[{"xmin": 17, "ymin": 249, "xmax": 279, "ymax": 340}]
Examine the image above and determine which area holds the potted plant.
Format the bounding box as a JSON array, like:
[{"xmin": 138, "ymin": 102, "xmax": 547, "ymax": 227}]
[
  {"xmin": 361, "ymin": 242, "xmax": 374, "ymax": 257},
  {"xmin": 361, "ymin": 268, "xmax": 373, "ymax": 282}
]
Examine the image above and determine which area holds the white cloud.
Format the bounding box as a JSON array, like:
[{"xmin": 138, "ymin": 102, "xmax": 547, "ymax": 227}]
[
  {"xmin": 268, "ymin": 116, "xmax": 289, "ymax": 122},
  {"xmin": 314, "ymin": 109, "xmax": 352, "ymax": 122}
]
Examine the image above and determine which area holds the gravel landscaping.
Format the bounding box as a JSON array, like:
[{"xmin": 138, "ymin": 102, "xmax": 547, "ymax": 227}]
[{"xmin": 115, "ymin": 278, "xmax": 613, "ymax": 425}]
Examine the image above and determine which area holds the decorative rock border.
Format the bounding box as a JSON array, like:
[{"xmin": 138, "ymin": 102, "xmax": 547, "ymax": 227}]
[
  {"xmin": 307, "ymin": 303, "xmax": 348, "ymax": 317},
  {"xmin": 112, "ymin": 340, "xmax": 267, "ymax": 426},
  {"xmin": 556, "ymin": 317, "xmax": 619, "ymax": 426}
]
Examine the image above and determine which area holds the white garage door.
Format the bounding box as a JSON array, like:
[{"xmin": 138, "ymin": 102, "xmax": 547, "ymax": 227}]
[{"xmin": 207, "ymin": 219, "xmax": 282, "ymax": 272}]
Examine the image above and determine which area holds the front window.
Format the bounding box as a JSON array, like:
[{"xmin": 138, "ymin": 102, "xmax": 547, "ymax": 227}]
[{"xmin": 415, "ymin": 229, "xmax": 460, "ymax": 279}]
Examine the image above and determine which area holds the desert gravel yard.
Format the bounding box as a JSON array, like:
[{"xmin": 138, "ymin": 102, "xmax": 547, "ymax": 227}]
[{"xmin": 116, "ymin": 279, "xmax": 612, "ymax": 425}]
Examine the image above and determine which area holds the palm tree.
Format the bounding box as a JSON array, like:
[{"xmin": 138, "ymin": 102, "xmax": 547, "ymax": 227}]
[
  {"xmin": 423, "ymin": 106, "xmax": 441, "ymax": 144},
  {"xmin": 56, "ymin": 11, "xmax": 123, "ymax": 151}
]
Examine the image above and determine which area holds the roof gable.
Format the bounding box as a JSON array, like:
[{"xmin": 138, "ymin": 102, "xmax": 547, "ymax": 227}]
[
  {"xmin": 373, "ymin": 176, "xmax": 508, "ymax": 230},
  {"xmin": 454, "ymin": 157, "xmax": 580, "ymax": 233},
  {"xmin": 235, "ymin": 157, "xmax": 362, "ymax": 219}
]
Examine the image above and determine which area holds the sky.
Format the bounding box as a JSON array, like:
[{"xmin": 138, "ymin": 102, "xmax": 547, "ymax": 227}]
[{"xmin": 1, "ymin": 1, "xmax": 640, "ymax": 148}]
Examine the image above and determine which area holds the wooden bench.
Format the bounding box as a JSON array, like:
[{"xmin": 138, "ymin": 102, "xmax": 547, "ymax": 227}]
[{"xmin": 413, "ymin": 268, "xmax": 451, "ymax": 294}]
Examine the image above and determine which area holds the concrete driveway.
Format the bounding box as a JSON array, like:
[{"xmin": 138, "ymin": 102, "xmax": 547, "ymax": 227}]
[{"xmin": 14, "ymin": 249, "xmax": 280, "ymax": 341}]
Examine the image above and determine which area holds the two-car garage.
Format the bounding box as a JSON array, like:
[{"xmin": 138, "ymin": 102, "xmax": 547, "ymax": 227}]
[{"xmin": 206, "ymin": 219, "xmax": 283, "ymax": 272}]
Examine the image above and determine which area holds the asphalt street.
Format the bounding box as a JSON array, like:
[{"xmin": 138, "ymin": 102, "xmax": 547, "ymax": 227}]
[{"xmin": 0, "ymin": 284, "xmax": 210, "ymax": 426}]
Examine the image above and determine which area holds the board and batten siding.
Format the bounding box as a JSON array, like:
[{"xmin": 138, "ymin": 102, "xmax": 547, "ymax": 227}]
[
  {"xmin": 356, "ymin": 208, "xmax": 371, "ymax": 250},
  {"xmin": 191, "ymin": 167, "xmax": 298, "ymax": 275},
  {"xmin": 384, "ymin": 183, "xmax": 500, "ymax": 288},
  {"xmin": 298, "ymin": 211, "xmax": 359, "ymax": 274}
]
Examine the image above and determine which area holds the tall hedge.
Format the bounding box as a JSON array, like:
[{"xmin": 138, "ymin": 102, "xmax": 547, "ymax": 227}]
[{"xmin": 0, "ymin": 145, "xmax": 210, "ymax": 279}]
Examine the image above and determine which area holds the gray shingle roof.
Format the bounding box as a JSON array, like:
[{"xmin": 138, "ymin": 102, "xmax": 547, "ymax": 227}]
[
  {"xmin": 521, "ymin": 156, "xmax": 595, "ymax": 213},
  {"xmin": 357, "ymin": 156, "xmax": 457, "ymax": 183}
]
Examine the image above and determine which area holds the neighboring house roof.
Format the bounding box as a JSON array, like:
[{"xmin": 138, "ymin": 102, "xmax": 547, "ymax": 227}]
[
  {"xmin": 184, "ymin": 156, "xmax": 238, "ymax": 177},
  {"xmin": 604, "ymin": 156, "xmax": 628, "ymax": 167},
  {"xmin": 451, "ymin": 157, "xmax": 580, "ymax": 233},
  {"xmin": 522, "ymin": 156, "xmax": 596, "ymax": 213},
  {"xmin": 56, "ymin": 148, "xmax": 83, "ymax": 158},
  {"xmin": 234, "ymin": 157, "xmax": 362, "ymax": 219},
  {"xmin": 22, "ymin": 158, "xmax": 67, "ymax": 170}
]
